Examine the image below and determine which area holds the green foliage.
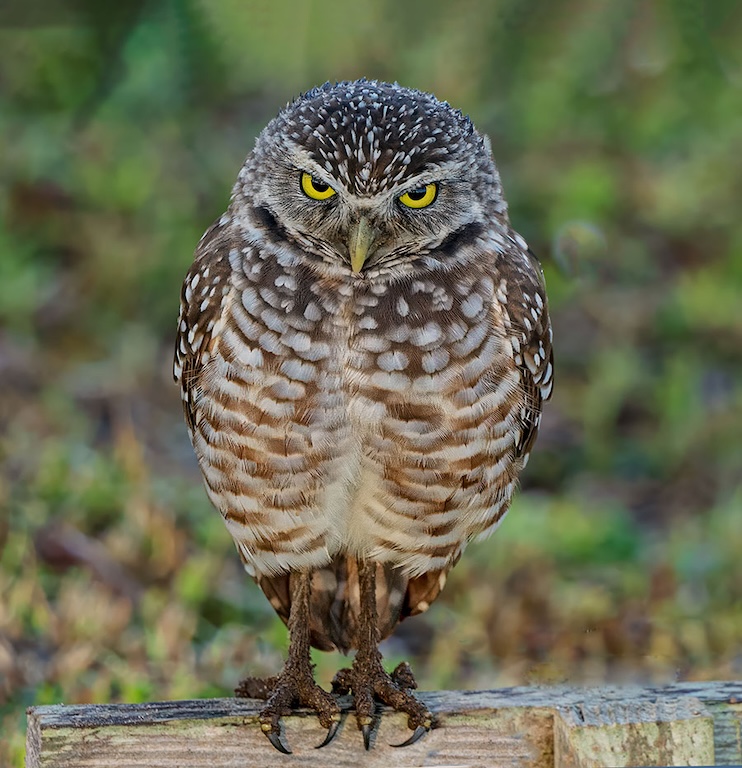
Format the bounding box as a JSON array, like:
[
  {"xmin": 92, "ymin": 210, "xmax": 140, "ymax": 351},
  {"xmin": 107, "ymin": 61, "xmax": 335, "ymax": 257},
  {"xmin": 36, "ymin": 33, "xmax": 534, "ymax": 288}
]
[{"xmin": 1, "ymin": 1, "xmax": 741, "ymax": 764}]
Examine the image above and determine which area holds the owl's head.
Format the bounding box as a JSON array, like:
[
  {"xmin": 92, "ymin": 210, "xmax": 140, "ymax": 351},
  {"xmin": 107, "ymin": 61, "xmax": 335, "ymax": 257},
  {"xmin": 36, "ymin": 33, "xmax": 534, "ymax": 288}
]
[{"xmin": 233, "ymin": 80, "xmax": 508, "ymax": 279}]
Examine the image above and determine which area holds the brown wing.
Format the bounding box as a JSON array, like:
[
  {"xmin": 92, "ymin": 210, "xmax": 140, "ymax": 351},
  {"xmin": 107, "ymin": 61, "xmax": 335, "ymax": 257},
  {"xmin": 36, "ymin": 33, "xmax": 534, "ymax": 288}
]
[
  {"xmin": 503, "ymin": 246, "xmax": 554, "ymax": 461},
  {"xmin": 173, "ymin": 220, "xmax": 235, "ymax": 433}
]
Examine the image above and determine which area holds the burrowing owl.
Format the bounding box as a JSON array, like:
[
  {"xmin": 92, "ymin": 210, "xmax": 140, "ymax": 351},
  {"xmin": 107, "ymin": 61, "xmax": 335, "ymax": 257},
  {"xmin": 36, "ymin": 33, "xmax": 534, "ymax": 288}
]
[{"xmin": 174, "ymin": 80, "xmax": 553, "ymax": 752}]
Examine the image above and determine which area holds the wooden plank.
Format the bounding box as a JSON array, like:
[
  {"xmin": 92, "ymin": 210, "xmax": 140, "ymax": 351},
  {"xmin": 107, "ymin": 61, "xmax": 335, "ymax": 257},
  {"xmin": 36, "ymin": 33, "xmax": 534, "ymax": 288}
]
[
  {"xmin": 554, "ymin": 696, "xmax": 713, "ymax": 767},
  {"xmin": 26, "ymin": 682, "xmax": 742, "ymax": 768},
  {"xmin": 25, "ymin": 696, "xmax": 554, "ymax": 768}
]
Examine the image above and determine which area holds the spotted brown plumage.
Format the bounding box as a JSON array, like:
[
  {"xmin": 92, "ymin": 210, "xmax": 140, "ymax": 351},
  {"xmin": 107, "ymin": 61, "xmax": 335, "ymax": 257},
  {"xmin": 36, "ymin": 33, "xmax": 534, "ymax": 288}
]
[{"xmin": 174, "ymin": 79, "xmax": 552, "ymax": 752}]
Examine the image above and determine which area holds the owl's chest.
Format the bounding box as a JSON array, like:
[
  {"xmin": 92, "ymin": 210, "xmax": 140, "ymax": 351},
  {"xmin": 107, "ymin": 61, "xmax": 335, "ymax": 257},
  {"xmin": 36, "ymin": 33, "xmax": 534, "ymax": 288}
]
[
  {"xmin": 222, "ymin": 265, "xmax": 505, "ymax": 435},
  {"xmin": 205, "ymin": 270, "xmax": 516, "ymax": 557},
  {"xmin": 338, "ymin": 278, "xmax": 502, "ymax": 407}
]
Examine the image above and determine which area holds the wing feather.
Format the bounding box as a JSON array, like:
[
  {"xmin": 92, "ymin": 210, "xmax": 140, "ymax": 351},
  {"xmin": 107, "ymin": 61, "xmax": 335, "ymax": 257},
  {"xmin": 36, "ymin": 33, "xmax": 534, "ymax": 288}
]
[
  {"xmin": 499, "ymin": 246, "xmax": 553, "ymax": 460},
  {"xmin": 174, "ymin": 220, "xmax": 235, "ymax": 432}
]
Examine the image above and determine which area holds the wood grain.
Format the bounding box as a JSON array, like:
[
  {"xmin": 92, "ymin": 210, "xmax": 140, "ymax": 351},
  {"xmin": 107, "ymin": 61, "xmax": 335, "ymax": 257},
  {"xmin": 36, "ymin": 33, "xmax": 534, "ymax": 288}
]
[{"xmin": 26, "ymin": 682, "xmax": 742, "ymax": 768}]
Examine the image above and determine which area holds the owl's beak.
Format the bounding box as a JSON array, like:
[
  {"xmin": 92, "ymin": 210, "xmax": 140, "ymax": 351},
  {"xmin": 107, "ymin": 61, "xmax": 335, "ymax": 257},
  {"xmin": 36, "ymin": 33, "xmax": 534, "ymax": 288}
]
[{"xmin": 349, "ymin": 216, "xmax": 378, "ymax": 273}]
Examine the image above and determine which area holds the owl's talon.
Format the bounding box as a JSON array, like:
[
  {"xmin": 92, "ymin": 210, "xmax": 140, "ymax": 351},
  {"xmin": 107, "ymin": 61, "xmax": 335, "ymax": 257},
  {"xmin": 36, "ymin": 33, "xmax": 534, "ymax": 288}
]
[
  {"xmin": 361, "ymin": 722, "xmax": 373, "ymax": 750},
  {"xmin": 390, "ymin": 725, "xmax": 428, "ymax": 748},
  {"xmin": 256, "ymin": 672, "xmax": 341, "ymax": 754},
  {"xmin": 264, "ymin": 728, "xmax": 292, "ymax": 755},
  {"xmin": 315, "ymin": 718, "xmax": 341, "ymax": 749}
]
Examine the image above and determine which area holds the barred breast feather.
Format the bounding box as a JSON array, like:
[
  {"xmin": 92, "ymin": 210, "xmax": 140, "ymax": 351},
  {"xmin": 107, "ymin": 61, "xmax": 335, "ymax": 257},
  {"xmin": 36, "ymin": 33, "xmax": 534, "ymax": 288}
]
[{"xmin": 174, "ymin": 212, "xmax": 552, "ymax": 652}]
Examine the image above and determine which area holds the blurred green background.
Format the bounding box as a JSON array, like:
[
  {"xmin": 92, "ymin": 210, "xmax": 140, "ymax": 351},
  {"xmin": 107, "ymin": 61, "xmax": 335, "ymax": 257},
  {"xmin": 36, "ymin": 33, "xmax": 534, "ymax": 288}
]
[{"xmin": 1, "ymin": 0, "xmax": 741, "ymax": 762}]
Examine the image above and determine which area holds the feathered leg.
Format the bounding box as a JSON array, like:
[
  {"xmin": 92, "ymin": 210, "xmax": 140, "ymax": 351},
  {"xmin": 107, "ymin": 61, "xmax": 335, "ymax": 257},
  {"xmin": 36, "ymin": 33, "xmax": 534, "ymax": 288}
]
[
  {"xmin": 235, "ymin": 570, "xmax": 341, "ymax": 753},
  {"xmin": 331, "ymin": 558, "xmax": 433, "ymax": 749}
]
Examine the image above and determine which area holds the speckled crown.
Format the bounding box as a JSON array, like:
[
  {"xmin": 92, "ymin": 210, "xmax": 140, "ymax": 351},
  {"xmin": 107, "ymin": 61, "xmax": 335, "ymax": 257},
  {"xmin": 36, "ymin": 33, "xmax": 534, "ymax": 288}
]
[{"xmin": 263, "ymin": 79, "xmax": 485, "ymax": 195}]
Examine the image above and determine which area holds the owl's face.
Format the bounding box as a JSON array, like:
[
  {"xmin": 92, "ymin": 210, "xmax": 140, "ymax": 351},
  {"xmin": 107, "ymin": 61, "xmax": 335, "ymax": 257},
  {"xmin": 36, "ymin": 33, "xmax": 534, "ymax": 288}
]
[{"xmin": 232, "ymin": 81, "xmax": 508, "ymax": 280}]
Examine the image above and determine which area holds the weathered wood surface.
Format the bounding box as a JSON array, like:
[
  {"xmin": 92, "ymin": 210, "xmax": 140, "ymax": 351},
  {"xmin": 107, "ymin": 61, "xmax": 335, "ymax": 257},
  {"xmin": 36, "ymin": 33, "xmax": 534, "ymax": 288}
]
[{"xmin": 26, "ymin": 681, "xmax": 742, "ymax": 768}]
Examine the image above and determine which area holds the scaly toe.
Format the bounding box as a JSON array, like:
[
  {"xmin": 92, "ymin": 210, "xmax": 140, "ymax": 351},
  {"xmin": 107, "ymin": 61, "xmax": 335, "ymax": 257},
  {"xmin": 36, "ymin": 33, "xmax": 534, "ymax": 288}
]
[
  {"xmin": 331, "ymin": 667, "xmax": 353, "ymax": 695},
  {"xmin": 390, "ymin": 661, "xmax": 417, "ymax": 691},
  {"xmin": 235, "ymin": 675, "xmax": 278, "ymax": 700}
]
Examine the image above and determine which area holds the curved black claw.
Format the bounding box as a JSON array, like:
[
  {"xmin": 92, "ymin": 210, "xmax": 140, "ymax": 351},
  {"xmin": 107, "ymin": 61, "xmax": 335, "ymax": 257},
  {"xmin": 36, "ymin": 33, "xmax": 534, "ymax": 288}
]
[
  {"xmin": 315, "ymin": 719, "xmax": 341, "ymax": 749},
  {"xmin": 264, "ymin": 728, "xmax": 292, "ymax": 755},
  {"xmin": 361, "ymin": 722, "xmax": 373, "ymax": 751},
  {"xmin": 390, "ymin": 725, "xmax": 428, "ymax": 748}
]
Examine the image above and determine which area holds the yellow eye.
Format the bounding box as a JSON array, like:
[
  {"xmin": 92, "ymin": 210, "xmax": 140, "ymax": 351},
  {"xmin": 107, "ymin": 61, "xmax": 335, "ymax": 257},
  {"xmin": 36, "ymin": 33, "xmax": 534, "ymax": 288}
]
[
  {"xmin": 398, "ymin": 182, "xmax": 438, "ymax": 209},
  {"xmin": 301, "ymin": 172, "xmax": 336, "ymax": 200}
]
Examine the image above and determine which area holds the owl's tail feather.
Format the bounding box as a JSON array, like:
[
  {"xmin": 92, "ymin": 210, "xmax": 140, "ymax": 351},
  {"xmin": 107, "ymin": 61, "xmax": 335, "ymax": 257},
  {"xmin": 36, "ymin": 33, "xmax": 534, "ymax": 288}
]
[{"xmin": 256, "ymin": 557, "xmax": 450, "ymax": 653}]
